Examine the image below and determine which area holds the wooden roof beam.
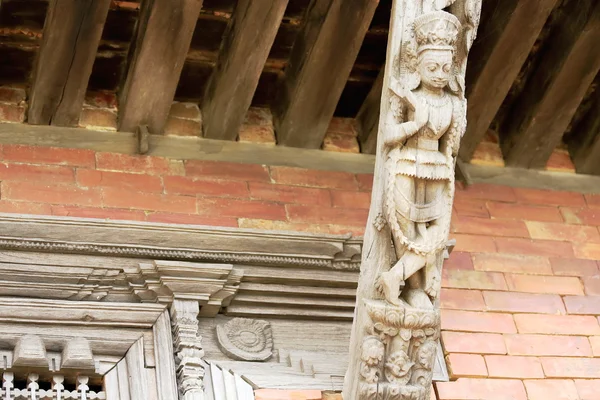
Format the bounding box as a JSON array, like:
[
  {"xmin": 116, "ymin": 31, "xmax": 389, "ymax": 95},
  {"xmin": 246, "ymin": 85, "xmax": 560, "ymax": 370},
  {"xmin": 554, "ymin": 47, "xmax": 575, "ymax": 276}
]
[
  {"xmin": 501, "ymin": 0, "xmax": 600, "ymax": 169},
  {"xmin": 273, "ymin": 0, "xmax": 379, "ymax": 149},
  {"xmin": 28, "ymin": 0, "xmax": 111, "ymax": 127},
  {"xmin": 356, "ymin": 68, "xmax": 383, "ymax": 155},
  {"xmin": 118, "ymin": 0, "xmax": 203, "ymax": 134},
  {"xmin": 568, "ymin": 78, "xmax": 600, "ymax": 175},
  {"xmin": 458, "ymin": 0, "xmax": 558, "ymax": 161},
  {"xmin": 202, "ymin": 0, "xmax": 288, "ymax": 141}
]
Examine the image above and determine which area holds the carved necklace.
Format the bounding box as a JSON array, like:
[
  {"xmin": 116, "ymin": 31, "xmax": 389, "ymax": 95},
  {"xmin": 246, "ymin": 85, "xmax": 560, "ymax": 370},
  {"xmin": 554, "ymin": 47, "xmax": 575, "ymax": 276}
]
[
  {"xmin": 424, "ymin": 94, "xmax": 451, "ymax": 134},
  {"xmin": 423, "ymin": 93, "xmax": 451, "ymax": 108}
]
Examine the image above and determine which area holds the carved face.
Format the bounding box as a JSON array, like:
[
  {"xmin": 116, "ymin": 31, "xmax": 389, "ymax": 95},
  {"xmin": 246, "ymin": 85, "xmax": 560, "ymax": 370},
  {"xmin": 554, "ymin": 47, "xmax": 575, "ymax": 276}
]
[
  {"xmin": 417, "ymin": 341, "xmax": 437, "ymax": 369},
  {"xmin": 361, "ymin": 337, "xmax": 385, "ymax": 366},
  {"xmin": 417, "ymin": 49, "xmax": 453, "ymax": 90}
]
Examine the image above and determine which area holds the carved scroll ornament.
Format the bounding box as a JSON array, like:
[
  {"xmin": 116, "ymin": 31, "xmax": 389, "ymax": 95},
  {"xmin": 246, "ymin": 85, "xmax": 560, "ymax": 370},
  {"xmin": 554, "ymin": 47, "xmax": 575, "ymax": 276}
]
[{"xmin": 344, "ymin": 1, "xmax": 481, "ymax": 399}]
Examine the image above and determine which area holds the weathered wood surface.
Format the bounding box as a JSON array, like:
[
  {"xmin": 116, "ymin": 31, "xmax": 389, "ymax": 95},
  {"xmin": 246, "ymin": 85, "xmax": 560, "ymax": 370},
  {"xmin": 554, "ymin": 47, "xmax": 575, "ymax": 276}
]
[
  {"xmin": 344, "ymin": 0, "xmax": 481, "ymax": 397},
  {"xmin": 199, "ymin": 317, "xmax": 447, "ymax": 390},
  {"xmin": 356, "ymin": 68, "xmax": 383, "ymax": 155},
  {"xmin": 0, "ymin": 213, "xmax": 353, "ymax": 320},
  {"xmin": 118, "ymin": 0, "xmax": 203, "ymax": 134},
  {"xmin": 273, "ymin": 0, "xmax": 379, "ymax": 148},
  {"xmin": 0, "ymin": 323, "xmax": 142, "ymax": 357},
  {"xmin": 125, "ymin": 338, "xmax": 151, "ymax": 400},
  {"xmin": 116, "ymin": 360, "xmax": 132, "ymax": 399},
  {"xmin": 2, "ymin": 123, "xmax": 600, "ymax": 193},
  {"xmin": 0, "ymin": 214, "xmax": 359, "ymax": 264},
  {"xmin": 501, "ymin": 0, "xmax": 600, "ymax": 169},
  {"xmin": 0, "ymin": 122, "xmax": 376, "ymax": 173},
  {"xmin": 106, "ymin": 335, "xmax": 174, "ymax": 400},
  {"xmin": 203, "ymin": 0, "xmax": 288, "ymax": 140},
  {"xmin": 0, "ymin": 297, "xmax": 163, "ymax": 327},
  {"xmin": 458, "ymin": 0, "xmax": 558, "ymax": 161},
  {"xmin": 568, "ymin": 78, "xmax": 600, "ymax": 175},
  {"xmin": 103, "ymin": 367, "xmax": 123, "ymax": 398},
  {"xmin": 206, "ymin": 363, "xmax": 255, "ymax": 400},
  {"xmin": 153, "ymin": 311, "xmax": 178, "ymax": 400},
  {"xmin": 464, "ymin": 163, "xmax": 600, "ymax": 193},
  {"xmin": 0, "ymin": 244, "xmax": 243, "ymax": 309},
  {"xmin": 0, "ymin": 296, "xmax": 169, "ymax": 392},
  {"xmin": 28, "ymin": 0, "xmax": 111, "ymax": 126}
]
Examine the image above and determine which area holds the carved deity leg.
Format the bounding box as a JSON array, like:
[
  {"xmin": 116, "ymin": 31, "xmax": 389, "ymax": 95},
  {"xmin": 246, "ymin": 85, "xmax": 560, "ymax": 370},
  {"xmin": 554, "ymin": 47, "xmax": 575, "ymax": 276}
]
[
  {"xmin": 402, "ymin": 179, "xmax": 448, "ymax": 308},
  {"xmin": 415, "ymin": 179, "xmax": 428, "ymax": 240},
  {"xmin": 424, "ymin": 180, "xmax": 446, "ymax": 236},
  {"xmin": 380, "ymin": 174, "xmax": 419, "ymax": 304}
]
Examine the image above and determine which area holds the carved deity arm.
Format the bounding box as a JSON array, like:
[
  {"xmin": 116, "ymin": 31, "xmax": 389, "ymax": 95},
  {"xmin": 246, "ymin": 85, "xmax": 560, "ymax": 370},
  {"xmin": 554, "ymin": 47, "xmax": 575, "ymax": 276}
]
[
  {"xmin": 440, "ymin": 98, "xmax": 467, "ymax": 157},
  {"xmin": 383, "ymin": 118, "xmax": 421, "ymax": 149},
  {"xmin": 384, "ymin": 78, "xmax": 429, "ymax": 148}
]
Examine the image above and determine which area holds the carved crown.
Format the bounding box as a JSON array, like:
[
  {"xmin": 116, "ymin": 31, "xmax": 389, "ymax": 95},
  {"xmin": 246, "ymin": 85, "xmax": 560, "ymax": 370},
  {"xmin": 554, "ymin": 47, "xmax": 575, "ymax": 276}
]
[{"xmin": 413, "ymin": 11, "xmax": 461, "ymax": 54}]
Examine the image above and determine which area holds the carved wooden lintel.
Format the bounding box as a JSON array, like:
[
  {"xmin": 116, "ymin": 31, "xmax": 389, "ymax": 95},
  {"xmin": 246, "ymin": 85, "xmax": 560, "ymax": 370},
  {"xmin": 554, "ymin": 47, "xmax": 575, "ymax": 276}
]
[{"xmin": 0, "ymin": 214, "xmax": 361, "ymax": 271}]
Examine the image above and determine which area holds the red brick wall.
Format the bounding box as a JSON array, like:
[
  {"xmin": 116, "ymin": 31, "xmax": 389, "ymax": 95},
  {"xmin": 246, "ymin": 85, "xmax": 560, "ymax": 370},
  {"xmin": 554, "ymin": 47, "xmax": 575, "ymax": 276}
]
[
  {"xmin": 0, "ymin": 144, "xmax": 371, "ymax": 232},
  {"xmin": 1, "ymin": 144, "xmax": 599, "ymax": 399}
]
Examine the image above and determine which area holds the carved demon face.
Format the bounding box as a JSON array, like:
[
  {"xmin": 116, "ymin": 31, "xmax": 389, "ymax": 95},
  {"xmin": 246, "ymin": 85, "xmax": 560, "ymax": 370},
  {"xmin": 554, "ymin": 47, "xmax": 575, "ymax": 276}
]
[{"xmin": 417, "ymin": 49, "xmax": 453, "ymax": 90}]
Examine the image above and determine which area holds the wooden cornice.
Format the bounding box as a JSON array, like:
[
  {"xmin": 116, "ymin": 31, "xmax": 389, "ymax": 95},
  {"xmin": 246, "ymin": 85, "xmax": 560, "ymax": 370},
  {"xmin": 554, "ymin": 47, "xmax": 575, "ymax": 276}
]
[
  {"xmin": 0, "ymin": 213, "xmax": 362, "ymax": 271},
  {"xmin": 0, "ymin": 214, "xmax": 362, "ymax": 320}
]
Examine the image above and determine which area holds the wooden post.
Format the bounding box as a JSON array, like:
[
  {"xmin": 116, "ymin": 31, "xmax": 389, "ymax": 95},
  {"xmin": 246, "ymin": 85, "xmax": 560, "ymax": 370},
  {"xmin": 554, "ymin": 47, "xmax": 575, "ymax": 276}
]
[
  {"xmin": 343, "ymin": 1, "xmax": 481, "ymax": 398},
  {"xmin": 28, "ymin": 0, "xmax": 111, "ymax": 127},
  {"xmin": 501, "ymin": 0, "xmax": 600, "ymax": 169},
  {"xmin": 273, "ymin": 0, "xmax": 379, "ymax": 149},
  {"xmin": 118, "ymin": 0, "xmax": 203, "ymax": 134},
  {"xmin": 202, "ymin": 0, "xmax": 289, "ymax": 141},
  {"xmin": 568, "ymin": 77, "xmax": 600, "ymax": 175}
]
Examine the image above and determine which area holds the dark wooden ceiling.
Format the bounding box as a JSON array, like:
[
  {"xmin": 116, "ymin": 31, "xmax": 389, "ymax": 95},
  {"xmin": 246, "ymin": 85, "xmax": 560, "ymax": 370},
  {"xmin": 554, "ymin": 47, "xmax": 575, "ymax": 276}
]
[
  {"xmin": 0, "ymin": 0, "xmax": 388, "ymax": 115},
  {"xmin": 0, "ymin": 0, "xmax": 598, "ymax": 174}
]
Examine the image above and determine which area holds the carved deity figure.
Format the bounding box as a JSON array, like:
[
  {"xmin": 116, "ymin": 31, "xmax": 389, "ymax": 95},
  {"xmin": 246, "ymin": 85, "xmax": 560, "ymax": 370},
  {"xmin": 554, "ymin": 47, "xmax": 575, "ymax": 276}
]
[
  {"xmin": 345, "ymin": 2, "xmax": 481, "ymax": 398},
  {"xmin": 379, "ymin": 10, "xmax": 464, "ymax": 309}
]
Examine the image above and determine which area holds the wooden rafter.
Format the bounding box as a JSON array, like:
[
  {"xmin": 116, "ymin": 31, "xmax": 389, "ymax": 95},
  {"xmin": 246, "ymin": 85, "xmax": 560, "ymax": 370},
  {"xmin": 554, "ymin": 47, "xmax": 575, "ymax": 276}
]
[
  {"xmin": 202, "ymin": 0, "xmax": 289, "ymax": 141},
  {"xmin": 568, "ymin": 78, "xmax": 600, "ymax": 175},
  {"xmin": 458, "ymin": 0, "xmax": 558, "ymax": 161},
  {"xmin": 28, "ymin": 0, "xmax": 111, "ymax": 126},
  {"xmin": 118, "ymin": 0, "xmax": 203, "ymax": 134},
  {"xmin": 273, "ymin": 0, "xmax": 379, "ymax": 149},
  {"xmin": 356, "ymin": 68, "xmax": 383, "ymax": 155},
  {"xmin": 501, "ymin": 0, "xmax": 600, "ymax": 169}
]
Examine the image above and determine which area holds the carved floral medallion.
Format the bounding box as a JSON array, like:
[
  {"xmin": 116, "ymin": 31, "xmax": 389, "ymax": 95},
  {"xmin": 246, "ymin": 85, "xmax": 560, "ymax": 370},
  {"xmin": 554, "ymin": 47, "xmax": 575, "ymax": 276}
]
[{"xmin": 216, "ymin": 318, "xmax": 274, "ymax": 361}]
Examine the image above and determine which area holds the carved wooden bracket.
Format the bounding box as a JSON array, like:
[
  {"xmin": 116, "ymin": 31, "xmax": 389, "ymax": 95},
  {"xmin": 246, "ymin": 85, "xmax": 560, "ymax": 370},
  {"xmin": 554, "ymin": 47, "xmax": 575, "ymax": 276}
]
[{"xmin": 130, "ymin": 260, "xmax": 244, "ymax": 315}]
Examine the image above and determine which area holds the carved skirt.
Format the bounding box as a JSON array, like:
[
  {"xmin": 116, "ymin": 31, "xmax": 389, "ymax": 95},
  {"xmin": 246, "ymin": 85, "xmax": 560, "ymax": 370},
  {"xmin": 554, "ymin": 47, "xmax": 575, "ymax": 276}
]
[
  {"xmin": 394, "ymin": 147, "xmax": 452, "ymax": 181},
  {"xmin": 387, "ymin": 146, "xmax": 452, "ymax": 224}
]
